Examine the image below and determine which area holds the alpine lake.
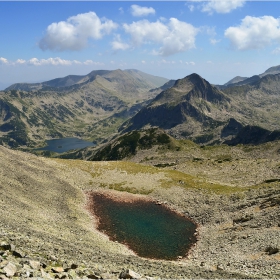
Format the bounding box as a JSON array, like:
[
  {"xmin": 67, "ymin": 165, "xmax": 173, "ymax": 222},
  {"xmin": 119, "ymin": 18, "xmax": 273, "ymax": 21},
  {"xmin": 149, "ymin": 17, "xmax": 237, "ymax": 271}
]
[
  {"xmin": 37, "ymin": 138, "xmax": 198, "ymax": 260},
  {"xmin": 35, "ymin": 137, "xmax": 95, "ymax": 153},
  {"xmin": 89, "ymin": 192, "xmax": 198, "ymax": 260}
]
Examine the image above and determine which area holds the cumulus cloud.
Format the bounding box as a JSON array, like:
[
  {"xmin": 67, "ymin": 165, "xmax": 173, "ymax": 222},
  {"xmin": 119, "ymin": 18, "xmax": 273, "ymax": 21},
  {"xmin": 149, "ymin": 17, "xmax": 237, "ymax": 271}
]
[
  {"xmin": 84, "ymin": 60, "xmax": 105, "ymax": 66},
  {"xmin": 188, "ymin": 5, "xmax": 195, "ymax": 12},
  {"xmin": 225, "ymin": 16, "xmax": 280, "ymax": 50},
  {"xmin": 210, "ymin": 38, "xmax": 220, "ymax": 45},
  {"xmin": 0, "ymin": 57, "xmax": 105, "ymax": 68},
  {"xmin": 111, "ymin": 34, "xmax": 130, "ymax": 51},
  {"xmin": 190, "ymin": 0, "xmax": 245, "ymax": 14},
  {"xmin": 272, "ymin": 47, "xmax": 280, "ymax": 55},
  {"xmin": 15, "ymin": 59, "xmax": 26, "ymax": 64},
  {"xmin": 39, "ymin": 12, "xmax": 118, "ymax": 51},
  {"xmin": 28, "ymin": 57, "xmax": 73, "ymax": 66},
  {"xmin": 131, "ymin": 5, "xmax": 155, "ymax": 17},
  {"xmin": 0, "ymin": 57, "xmax": 9, "ymax": 64},
  {"xmin": 203, "ymin": 0, "xmax": 245, "ymax": 14},
  {"xmin": 123, "ymin": 18, "xmax": 198, "ymax": 56},
  {"xmin": 0, "ymin": 57, "xmax": 102, "ymax": 66}
]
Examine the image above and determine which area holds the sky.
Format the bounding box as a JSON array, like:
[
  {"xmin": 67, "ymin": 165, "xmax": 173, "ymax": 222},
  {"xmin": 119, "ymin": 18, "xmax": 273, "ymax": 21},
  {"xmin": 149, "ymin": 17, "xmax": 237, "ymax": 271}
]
[{"xmin": 1, "ymin": 0, "xmax": 280, "ymax": 89}]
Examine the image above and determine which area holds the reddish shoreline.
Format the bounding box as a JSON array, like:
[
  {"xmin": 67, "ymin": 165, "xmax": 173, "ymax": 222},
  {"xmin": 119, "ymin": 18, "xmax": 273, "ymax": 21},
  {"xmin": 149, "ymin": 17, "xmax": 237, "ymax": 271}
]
[{"xmin": 85, "ymin": 189, "xmax": 199, "ymax": 261}]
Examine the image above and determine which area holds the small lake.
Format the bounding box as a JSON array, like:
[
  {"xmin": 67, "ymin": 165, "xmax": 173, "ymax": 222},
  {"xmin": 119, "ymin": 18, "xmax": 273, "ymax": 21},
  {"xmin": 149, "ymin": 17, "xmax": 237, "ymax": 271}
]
[
  {"xmin": 36, "ymin": 137, "xmax": 95, "ymax": 153},
  {"xmin": 89, "ymin": 192, "xmax": 197, "ymax": 260}
]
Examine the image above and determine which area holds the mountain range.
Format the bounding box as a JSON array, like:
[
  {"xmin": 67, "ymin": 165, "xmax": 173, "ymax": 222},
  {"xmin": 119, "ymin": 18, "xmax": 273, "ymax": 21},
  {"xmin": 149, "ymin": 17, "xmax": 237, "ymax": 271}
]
[
  {"xmin": 119, "ymin": 71, "xmax": 280, "ymax": 145},
  {"xmin": 1, "ymin": 65, "xmax": 280, "ymax": 150},
  {"xmin": 0, "ymin": 69, "xmax": 168, "ymax": 147},
  {"xmin": 220, "ymin": 64, "xmax": 280, "ymax": 87}
]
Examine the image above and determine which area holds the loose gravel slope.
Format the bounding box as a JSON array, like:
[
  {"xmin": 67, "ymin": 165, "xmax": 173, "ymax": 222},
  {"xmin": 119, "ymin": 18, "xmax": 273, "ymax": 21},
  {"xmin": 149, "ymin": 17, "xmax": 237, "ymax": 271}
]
[{"xmin": 0, "ymin": 145, "xmax": 279, "ymax": 279}]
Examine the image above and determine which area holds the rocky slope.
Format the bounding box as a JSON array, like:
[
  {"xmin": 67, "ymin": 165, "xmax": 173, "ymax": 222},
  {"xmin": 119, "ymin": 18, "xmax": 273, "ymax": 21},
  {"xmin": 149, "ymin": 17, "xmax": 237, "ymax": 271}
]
[
  {"xmin": 225, "ymin": 125, "xmax": 280, "ymax": 145},
  {"xmin": 0, "ymin": 70, "xmax": 169, "ymax": 148},
  {"xmin": 1, "ymin": 137, "xmax": 279, "ymax": 279}
]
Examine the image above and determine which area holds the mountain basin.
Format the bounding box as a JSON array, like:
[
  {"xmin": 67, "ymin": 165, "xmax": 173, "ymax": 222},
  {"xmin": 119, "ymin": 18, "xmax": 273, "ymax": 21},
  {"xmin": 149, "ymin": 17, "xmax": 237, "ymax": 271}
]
[
  {"xmin": 35, "ymin": 137, "xmax": 95, "ymax": 153},
  {"xmin": 87, "ymin": 191, "xmax": 198, "ymax": 260}
]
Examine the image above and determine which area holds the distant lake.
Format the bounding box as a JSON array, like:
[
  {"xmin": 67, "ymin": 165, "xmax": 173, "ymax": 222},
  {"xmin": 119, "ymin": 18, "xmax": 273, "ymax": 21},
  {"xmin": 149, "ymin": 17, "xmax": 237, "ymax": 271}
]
[
  {"xmin": 89, "ymin": 192, "xmax": 197, "ymax": 260},
  {"xmin": 36, "ymin": 137, "xmax": 95, "ymax": 153}
]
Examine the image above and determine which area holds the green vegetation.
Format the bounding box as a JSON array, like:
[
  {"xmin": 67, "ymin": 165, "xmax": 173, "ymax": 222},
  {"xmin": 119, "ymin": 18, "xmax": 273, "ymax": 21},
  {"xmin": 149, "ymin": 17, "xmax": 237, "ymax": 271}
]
[
  {"xmin": 192, "ymin": 133, "xmax": 214, "ymax": 144},
  {"xmin": 91, "ymin": 128, "xmax": 173, "ymax": 161}
]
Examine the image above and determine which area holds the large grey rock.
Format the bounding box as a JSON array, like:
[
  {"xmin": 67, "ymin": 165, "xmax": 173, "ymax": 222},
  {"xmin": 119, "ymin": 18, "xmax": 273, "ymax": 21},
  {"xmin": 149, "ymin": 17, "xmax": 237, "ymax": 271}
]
[
  {"xmin": 29, "ymin": 260, "xmax": 41, "ymax": 270},
  {"xmin": 119, "ymin": 269, "xmax": 141, "ymax": 279},
  {"xmin": 3, "ymin": 262, "xmax": 17, "ymax": 277},
  {"xmin": 51, "ymin": 266, "xmax": 64, "ymax": 273}
]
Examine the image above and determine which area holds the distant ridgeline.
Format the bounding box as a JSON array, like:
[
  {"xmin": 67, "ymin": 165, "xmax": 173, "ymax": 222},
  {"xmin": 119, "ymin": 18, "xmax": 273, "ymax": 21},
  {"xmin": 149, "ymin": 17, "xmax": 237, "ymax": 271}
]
[{"xmin": 1, "ymin": 66, "xmax": 280, "ymax": 150}]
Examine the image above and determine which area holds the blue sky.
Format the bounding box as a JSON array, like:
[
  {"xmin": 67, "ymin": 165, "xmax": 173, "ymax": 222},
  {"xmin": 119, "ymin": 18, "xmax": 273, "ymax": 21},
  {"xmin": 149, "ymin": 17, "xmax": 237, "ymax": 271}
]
[{"xmin": 1, "ymin": 1, "xmax": 280, "ymax": 89}]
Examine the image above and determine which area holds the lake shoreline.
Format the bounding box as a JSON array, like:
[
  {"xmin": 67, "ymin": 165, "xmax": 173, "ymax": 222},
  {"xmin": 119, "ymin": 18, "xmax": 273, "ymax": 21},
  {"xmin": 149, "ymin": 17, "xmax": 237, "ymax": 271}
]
[
  {"xmin": 85, "ymin": 189, "xmax": 198, "ymax": 261},
  {"xmin": 35, "ymin": 137, "xmax": 95, "ymax": 153}
]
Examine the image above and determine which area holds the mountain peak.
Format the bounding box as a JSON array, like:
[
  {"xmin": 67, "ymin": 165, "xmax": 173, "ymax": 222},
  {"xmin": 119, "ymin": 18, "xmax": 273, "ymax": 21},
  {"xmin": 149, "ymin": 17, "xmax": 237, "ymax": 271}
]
[{"xmin": 174, "ymin": 73, "xmax": 204, "ymax": 86}]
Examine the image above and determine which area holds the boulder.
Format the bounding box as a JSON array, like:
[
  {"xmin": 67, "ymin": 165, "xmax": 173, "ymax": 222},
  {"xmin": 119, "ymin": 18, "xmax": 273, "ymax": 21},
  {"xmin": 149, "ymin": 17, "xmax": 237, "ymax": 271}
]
[
  {"xmin": 51, "ymin": 266, "xmax": 64, "ymax": 273},
  {"xmin": 29, "ymin": 260, "xmax": 41, "ymax": 270},
  {"xmin": 119, "ymin": 269, "xmax": 141, "ymax": 279},
  {"xmin": 3, "ymin": 262, "xmax": 17, "ymax": 277}
]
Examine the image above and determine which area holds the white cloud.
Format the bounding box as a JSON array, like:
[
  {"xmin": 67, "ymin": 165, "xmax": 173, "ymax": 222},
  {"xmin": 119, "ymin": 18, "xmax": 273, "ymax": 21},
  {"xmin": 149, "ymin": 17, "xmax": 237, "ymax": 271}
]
[
  {"xmin": 83, "ymin": 60, "xmax": 104, "ymax": 66},
  {"xmin": 131, "ymin": 5, "xmax": 155, "ymax": 17},
  {"xmin": 272, "ymin": 47, "xmax": 280, "ymax": 54},
  {"xmin": 123, "ymin": 20, "xmax": 168, "ymax": 46},
  {"xmin": 190, "ymin": 0, "xmax": 245, "ymax": 14},
  {"xmin": 73, "ymin": 60, "xmax": 82, "ymax": 65},
  {"xmin": 0, "ymin": 57, "xmax": 9, "ymax": 64},
  {"xmin": 111, "ymin": 34, "xmax": 130, "ymax": 51},
  {"xmin": 0, "ymin": 57, "xmax": 103, "ymax": 66},
  {"xmin": 123, "ymin": 18, "xmax": 198, "ymax": 56},
  {"xmin": 210, "ymin": 38, "xmax": 220, "ymax": 45},
  {"xmin": 39, "ymin": 12, "xmax": 118, "ymax": 51},
  {"xmin": 15, "ymin": 59, "xmax": 26, "ymax": 64},
  {"xmin": 225, "ymin": 16, "xmax": 280, "ymax": 50},
  {"xmin": 188, "ymin": 5, "xmax": 195, "ymax": 12},
  {"xmin": 203, "ymin": 0, "xmax": 245, "ymax": 14},
  {"xmin": 28, "ymin": 57, "xmax": 72, "ymax": 66}
]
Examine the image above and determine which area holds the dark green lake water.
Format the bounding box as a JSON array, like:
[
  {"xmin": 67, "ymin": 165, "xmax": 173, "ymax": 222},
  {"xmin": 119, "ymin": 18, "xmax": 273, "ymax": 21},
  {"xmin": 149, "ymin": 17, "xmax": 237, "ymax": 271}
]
[
  {"xmin": 36, "ymin": 137, "xmax": 95, "ymax": 153},
  {"xmin": 91, "ymin": 193, "xmax": 197, "ymax": 260}
]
